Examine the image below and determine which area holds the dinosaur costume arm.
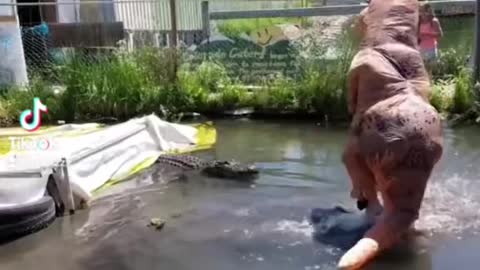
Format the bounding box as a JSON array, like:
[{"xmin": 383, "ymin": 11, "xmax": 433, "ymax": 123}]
[
  {"xmin": 347, "ymin": 6, "xmax": 370, "ymax": 115},
  {"xmin": 354, "ymin": 7, "xmax": 369, "ymax": 39},
  {"xmin": 347, "ymin": 67, "xmax": 359, "ymax": 115}
]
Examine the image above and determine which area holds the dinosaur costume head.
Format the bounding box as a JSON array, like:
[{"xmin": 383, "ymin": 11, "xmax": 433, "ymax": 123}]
[{"xmin": 359, "ymin": 0, "xmax": 420, "ymax": 49}]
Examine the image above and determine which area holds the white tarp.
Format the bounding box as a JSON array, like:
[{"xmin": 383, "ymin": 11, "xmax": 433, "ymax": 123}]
[{"xmin": 0, "ymin": 114, "xmax": 216, "ymax": 208}]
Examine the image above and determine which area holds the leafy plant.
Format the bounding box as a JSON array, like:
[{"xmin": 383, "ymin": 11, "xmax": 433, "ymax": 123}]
[
  {"xmin": 0, "ymin": 77, "xmax": 62, "ymax": 125},
  {"xmin": 216, "ymin": 84, "xmax": 253, "ymax": 110},
  {"xmin": 451, "ymin": 67, "xmax": 474, "ymax": 114},
  {"xmin": 430, "ymin": 78, "xmax": 455, "ymax": 113},
  {"xmin": 432, "ymin": 48, "xmax": 470, "ymax": 80},
  {"xmin": 252, "ymin": 75, "xmax": 297, "ymax": 111}
]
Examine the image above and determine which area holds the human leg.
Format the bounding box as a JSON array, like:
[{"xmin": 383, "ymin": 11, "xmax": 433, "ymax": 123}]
[{"xmin": 421, "ymin": 48, "xmax": 438, "ymax": 79}]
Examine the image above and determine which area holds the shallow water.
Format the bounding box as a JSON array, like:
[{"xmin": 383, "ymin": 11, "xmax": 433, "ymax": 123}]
[{"xmin": 1, "ymin": 119, "xmax": 479, "ymax": 270}]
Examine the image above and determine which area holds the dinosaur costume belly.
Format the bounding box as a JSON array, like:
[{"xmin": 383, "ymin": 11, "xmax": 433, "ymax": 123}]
[{"xmin": 338, "ymin": 0, "xmax": 444, "ymax": 269}]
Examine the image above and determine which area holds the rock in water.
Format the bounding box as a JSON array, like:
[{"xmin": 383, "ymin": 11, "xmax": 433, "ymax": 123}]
[
  {"xmin": 148, "ymin": 218, "xmax": 166, "ymax": 231},
  {"xmin": 309, "ymin": 206, "xmax": 375, "ymax": 250}
]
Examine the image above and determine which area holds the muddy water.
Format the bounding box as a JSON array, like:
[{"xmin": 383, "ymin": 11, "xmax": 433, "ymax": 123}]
[{"xmin": 0, "ymin": 119, "xmax": 479, "ymax": 270}]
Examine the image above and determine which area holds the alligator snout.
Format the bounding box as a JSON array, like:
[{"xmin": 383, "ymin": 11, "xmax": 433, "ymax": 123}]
[{"xmin": 202, "ymin": 162, "xmax": 259, "ymax": 181}]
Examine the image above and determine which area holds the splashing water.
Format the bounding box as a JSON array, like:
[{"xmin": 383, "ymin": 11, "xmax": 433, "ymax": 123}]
[
  {"xmin": 416, "ymin": 174, "xmax": 480, "ymax": 235},
  {"xmin": 268, "ymin": 173, "xmax": 480, "ymax": 242},
  {"xmin": 272, "ymin": 218, "xmax": 314, "ymax": 238}
]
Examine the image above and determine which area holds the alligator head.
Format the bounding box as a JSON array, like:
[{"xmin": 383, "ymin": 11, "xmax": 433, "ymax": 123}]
[{"xmin": 201, "ymin": 160, "xmax": 259, "ymax": 181}]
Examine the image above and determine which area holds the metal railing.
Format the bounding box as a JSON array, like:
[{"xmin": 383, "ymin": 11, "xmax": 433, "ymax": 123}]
[{"xmin": 208, "ymin": 0, "xmax": 475, "ymax": 20}]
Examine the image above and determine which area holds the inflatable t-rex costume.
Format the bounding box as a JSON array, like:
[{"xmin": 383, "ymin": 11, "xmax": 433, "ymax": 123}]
[{"xmin": 339, "ymin": 0, "xmax": 443, "ymax": 269}]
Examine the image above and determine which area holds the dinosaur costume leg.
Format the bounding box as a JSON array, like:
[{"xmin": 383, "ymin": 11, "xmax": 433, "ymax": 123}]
[
  {"xmin": 342, "ymin": 135, "xmax": 383, "ymax": 219},
  {"xmin": 364, "ymin": 166, "xmax": 432, "ymax": 249},
  {"xmin": 339, "ymin": 101, "xmax": 443, "ymax": 270}
]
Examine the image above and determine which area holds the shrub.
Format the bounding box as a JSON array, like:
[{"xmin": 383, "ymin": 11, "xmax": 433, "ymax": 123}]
[
  {"xmin": 0, "ymin": 98, "xmax": 11, "ymax": 127},
  {"xmin": 0, "ymin": 77, "xmax": 62, "ymax": 125},
  {"xmin": 451, "ymin": 67, "xmax": 474, "ymax": 114},
  {"xmin": 215, "ymin": 84, "xmax": 253, "ymax": 111},
  {"xmin": 430, "ymin": 78, "xmax": 455, "ymax": 113},
  {"xmin": 432, "ymin": 48, "xmax": 470, "ymax": 80},
  {"xmin": 252, "ymin": 75, "xmax": 297, "ymax": 111},
  {"xmin": 177, "ymin": 61, "xmax": 232, "ymax": 112}
]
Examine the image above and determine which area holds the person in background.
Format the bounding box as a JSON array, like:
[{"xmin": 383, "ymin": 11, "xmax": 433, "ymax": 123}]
[{"xmin": 418, "ymin": 3, "xmax": 443, "ymax": 69}]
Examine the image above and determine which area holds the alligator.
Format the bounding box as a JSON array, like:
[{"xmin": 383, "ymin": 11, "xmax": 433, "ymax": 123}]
[{"xmin": 153, "ymin": 153, "xmax": 259, "ymax": 182}]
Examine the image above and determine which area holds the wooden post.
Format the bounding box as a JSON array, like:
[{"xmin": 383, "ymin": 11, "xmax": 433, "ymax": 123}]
[
  {"xmin": 169, "ymin": 0, "xmax": 178, "ymax": 77},
  {"xmin": 169, "ymin": 0, "xmax": 178, "ymax": 48},
  {"xmin": 201, "ymin": 1, "xmax": 210, "ymax": 41},
  {"xmin": 474, "ymin": 0, "xmax": 480, "ymax": 83}
]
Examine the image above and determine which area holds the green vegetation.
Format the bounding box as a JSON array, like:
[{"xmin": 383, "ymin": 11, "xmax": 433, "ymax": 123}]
[
  {"xmin": 0, "ymin": 16, "xmax": 478, "ymax": 127},
  {"xmin": 216, "ymin": 17, "xmax": 312, "ymax": 39},
  {"xmin": 0, "ymin": 45, "xmax": 475, "ymax": 127}
]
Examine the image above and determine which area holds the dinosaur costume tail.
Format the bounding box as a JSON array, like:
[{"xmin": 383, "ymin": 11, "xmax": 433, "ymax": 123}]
[{"xmin": 338, "ymin": 238, "xmax": 379, "ymax": 270}]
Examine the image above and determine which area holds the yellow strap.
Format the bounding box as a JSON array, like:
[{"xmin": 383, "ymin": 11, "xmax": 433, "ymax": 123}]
[{"xmin": 92, "ymin": 121, "xmax": 217, "ymax": 194}]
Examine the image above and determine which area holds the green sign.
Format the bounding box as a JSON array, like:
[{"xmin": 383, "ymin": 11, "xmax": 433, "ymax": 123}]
[{"xmin": 186, "ymin": 31, "xmax": 302, "ymax": 83}]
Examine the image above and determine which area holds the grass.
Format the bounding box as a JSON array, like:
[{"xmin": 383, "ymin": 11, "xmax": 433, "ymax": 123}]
[{"xmin": 0, "ymin": 51, "xmax": 472, "ymax": 127}]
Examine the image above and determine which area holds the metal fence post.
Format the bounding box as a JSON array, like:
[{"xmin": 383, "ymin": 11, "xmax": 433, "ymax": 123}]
[{"xmin": 475, "ymin": 0, "xmax": 480, "ymax": 83}]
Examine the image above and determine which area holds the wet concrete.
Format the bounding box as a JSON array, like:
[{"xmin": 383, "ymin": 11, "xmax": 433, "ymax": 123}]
[{"xmin": 0, "ymin": 119, "xmax": 479, "ymax": 270}]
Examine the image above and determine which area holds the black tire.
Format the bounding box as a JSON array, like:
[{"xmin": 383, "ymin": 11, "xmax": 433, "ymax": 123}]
[{"xmin": 0, "ymin": 196, "xmax": 56, "ymax": 243}]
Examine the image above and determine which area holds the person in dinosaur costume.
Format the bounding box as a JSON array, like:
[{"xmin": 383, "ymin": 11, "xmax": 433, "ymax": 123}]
[{"xmin": 338, "ymin": 0, "xmax": 444, "ymax": 269}]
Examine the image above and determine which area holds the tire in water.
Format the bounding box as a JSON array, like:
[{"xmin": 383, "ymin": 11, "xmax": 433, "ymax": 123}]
[{"xmin": 0, "ymin": 196, "xmax": 56, "ymax": 243}]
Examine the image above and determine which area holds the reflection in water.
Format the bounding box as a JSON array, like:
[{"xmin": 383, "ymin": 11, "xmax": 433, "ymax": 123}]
[{"xmin": 0, "ymin": 119, "xmax": 478, "ymax": 270}]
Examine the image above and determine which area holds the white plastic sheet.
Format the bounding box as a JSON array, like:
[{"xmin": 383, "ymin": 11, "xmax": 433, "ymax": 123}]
[{"xmin": 0, "ymin": 114, "xmax": 214, "ymax": 208}]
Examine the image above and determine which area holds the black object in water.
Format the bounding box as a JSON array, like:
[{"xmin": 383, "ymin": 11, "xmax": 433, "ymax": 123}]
[
  {"xmin": 357, "ymin": 199, "xmax": 368, "ymax": 210},
  {"xmin": 310, "ymin": 206, "xmax": 375, "ymax": 250}
]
